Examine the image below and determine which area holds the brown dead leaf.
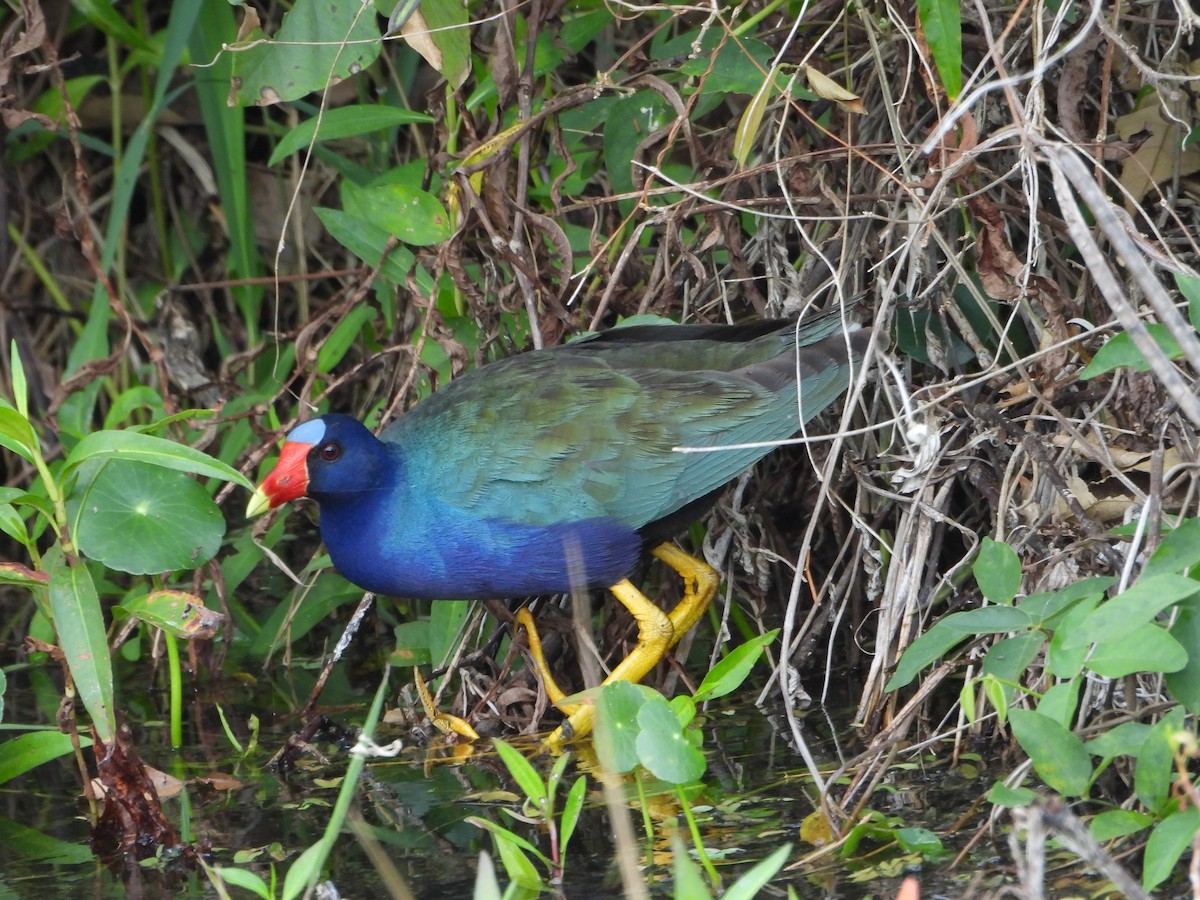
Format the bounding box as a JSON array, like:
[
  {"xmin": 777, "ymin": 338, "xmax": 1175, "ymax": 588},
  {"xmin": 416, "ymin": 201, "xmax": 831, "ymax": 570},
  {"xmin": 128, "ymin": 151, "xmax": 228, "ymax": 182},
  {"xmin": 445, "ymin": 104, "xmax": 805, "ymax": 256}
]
[
  {"xmin": 968, "ymin": 195, "xmax": 1023, "ymax": 300},
  {"xmin": 804, "ymin": 66, "xmax": 865, "ymax": 114},
  {"xmin": 1115, "ymin": 67, "xmax": 1200, "ymax": 210}
]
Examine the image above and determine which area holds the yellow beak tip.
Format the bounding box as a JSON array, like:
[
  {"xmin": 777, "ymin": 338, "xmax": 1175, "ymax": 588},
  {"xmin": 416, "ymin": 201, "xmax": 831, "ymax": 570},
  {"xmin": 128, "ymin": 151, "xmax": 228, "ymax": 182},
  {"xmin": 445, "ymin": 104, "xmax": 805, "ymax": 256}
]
[{"xmin": 245, "ymin": 487, "xmax": 272, "ymax": 519}]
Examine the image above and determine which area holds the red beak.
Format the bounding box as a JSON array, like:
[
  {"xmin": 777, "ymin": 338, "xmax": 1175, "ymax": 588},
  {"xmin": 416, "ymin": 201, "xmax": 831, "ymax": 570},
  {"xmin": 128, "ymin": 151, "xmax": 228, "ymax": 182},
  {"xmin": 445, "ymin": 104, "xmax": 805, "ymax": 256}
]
[{"xmin": 246, "ymin": 442, "xmax": 313, "ymax": 517}]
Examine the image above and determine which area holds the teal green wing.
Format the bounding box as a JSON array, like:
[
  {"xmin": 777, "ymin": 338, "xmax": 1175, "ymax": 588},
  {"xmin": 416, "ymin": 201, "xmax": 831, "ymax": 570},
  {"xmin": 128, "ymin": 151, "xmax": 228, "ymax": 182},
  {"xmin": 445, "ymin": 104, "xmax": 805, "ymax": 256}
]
[{"xmin": 390, "ymin": 325, "xmax": 864, "ymax": 530}]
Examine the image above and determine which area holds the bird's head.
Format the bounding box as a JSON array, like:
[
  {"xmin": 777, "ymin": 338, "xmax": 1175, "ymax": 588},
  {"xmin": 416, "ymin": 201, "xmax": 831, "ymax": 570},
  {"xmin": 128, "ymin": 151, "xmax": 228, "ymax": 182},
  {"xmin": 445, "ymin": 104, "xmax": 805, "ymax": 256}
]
[{"xmin": 246, "ymin": 415, "xmax": 389, "ymax": 517}]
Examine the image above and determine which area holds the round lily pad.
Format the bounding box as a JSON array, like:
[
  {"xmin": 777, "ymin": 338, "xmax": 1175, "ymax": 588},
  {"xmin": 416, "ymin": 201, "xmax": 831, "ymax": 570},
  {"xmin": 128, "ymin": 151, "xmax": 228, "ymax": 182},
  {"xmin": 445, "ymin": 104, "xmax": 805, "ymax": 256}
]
[{"xmin": 68, "ymin": 458, "xmax": 225, "ymax": 574}]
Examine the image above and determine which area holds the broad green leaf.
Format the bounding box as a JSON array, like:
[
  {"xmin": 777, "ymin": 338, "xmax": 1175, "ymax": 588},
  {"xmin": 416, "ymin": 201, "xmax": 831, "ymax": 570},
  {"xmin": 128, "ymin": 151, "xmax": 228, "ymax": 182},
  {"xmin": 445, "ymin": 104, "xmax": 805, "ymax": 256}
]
[
  {"xmin": 1080, "ymin": 323, "xmax": 1182, "ymax": 378},
  {"xmin": 0, "ymin": 730, "xmax": 93, "ymax": 784},
  {"xmin": 1086, "ymin": 721, "xmax": 1153, "ymax": 762},
  {"xmin": 1144, "ymin": 807, "xmax": 1200, "ymax": 892},
  {"xmin": 1037, "ymin": 680, "xmax": 1080, "ymax": 728},
  {"xmin": 48, "ymin": 553, "xmax": 114, "ymax": 742},
  {"xmin": 342, "ymin": 181, "xmax": 451, "ymax": 247},
  {"xmin": 1142, "ymin": 517, "xmax": 1200, "ymax": 579},
  {"xmin": 68, "ymin": 459, "xmax": 225, "ymax": 574},
  {"xmin": 1090, "ymin": 809, "xmax": 1153, "ymax": 842},
  {"xmin": 229, "ymin": 0, "xmax": 382, "ymax": 107},
  {"xmin": 115, "ymin": 590, "xmax": 223, "ymax": 639},
  {"xmin": 429, "ymin": 599, "xmax": 468, "ymax": 670},
  {"xmin": 396, "ymin": 0, "xmax": 470, "ymax": 89},
  {"xmin": 987, "ymin": 781, "xmax": 1037, "ymax": 808},
  {"xmin": 975, "ymin": 537, "xmax": 1020, "ymax": 603},
  {"xmin": 314, "ymin": 207, "xmax": 416, "ymax": 284},
  {"xmin": 0, "ymin": 407, "xmax": 38, "ymax": 462},
  {"xmin": 1046, "ymin": 594, "xmax": 1100, "ymax": 678},
  {"xmin": 63, "ymin": 429, "xmax": 253, "ymax": 489},
  {"xmin": 282, "ymin": 841, "xmax": 325, "ymax": 900},
  {"xmin": 1008, "ymin": 708, "xmax": 1092, "ymax": 797},
  {"xmin": 214, "ymin": 868, "xmax": 271, "ymax": 900},
  {"xmin": 1088, "ymin": 624, "xmax": 1186, "ymax": 677},
  {"xmin": 917, "ymin": 0, "xmax": 963, "ymax": 99},
  {"xmin": 268, "ymin": 105, "xmax": 433, "ymax": 165},
  {"xmin": 694, "ymin": 629, "xmax": 778, "ymax": 702},
  {"xmin": 594, "ymin": 680, "xmax": 646, "ymax": 774},
  {"xmin": 1063, "ymin": 574, "xmax": 1200, "ymax": 648},
  {"xmin": 0, "ymin": 815, "xmax": 95, "ymax": 865},
  {"xmin": 492, "ymin": 739, "xmax": 546, "ymax": 811},
  {"xmin": 887, "ymin": 606, "xmax": 1033, "ymax": 689},
  {"xmin": 635, "ymin": 693, "xmax": 705, "ymax": 784}
]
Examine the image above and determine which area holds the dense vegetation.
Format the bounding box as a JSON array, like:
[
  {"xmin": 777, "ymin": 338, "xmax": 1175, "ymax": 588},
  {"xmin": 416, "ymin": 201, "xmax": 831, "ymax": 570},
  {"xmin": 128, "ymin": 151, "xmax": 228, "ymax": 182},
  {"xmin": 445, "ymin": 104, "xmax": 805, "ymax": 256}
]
[{"xmin": 2, "ymin": 0, "xmax": 1200, "ymax": 895}]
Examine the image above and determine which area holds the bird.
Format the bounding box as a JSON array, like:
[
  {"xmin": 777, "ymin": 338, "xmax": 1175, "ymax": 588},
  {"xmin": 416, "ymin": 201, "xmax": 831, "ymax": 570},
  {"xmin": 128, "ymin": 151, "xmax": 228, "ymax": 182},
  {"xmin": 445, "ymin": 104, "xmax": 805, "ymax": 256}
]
[{"xmin": 246, "ymin": 311, "xmax": 871, "ymax": 749}]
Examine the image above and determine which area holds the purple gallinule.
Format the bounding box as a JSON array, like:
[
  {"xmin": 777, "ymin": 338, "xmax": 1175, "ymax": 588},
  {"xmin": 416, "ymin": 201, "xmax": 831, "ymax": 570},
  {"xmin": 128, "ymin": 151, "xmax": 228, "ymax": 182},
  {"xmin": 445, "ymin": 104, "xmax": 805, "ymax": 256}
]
[{"xmin": 247, "ymin": 313, "xmax": 870, "ymax": 747}]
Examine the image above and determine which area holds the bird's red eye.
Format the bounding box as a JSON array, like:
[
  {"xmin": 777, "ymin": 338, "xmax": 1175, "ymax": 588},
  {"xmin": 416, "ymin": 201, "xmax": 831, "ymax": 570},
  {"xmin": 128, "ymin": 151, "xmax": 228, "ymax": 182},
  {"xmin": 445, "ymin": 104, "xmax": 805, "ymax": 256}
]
[{"xmin": 320, "ymin": 442, "xmax": 341, "ymax": 462}]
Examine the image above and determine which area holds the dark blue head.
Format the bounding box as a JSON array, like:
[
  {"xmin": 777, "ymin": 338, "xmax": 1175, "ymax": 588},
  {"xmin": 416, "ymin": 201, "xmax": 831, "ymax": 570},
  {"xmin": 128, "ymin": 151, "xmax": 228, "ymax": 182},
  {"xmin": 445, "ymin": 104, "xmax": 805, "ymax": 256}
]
[{"xmin": 246, "ymin": 414, "xmax": 394, "ymax": 515}]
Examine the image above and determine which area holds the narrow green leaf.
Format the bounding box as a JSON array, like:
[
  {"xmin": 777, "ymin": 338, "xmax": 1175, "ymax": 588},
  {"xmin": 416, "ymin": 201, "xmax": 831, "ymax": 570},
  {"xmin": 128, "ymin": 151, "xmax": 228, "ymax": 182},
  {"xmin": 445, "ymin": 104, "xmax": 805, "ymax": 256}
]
[
  {"xmin": 975, "ymin": 537, "xmax": 1020, "ymax": 603},
  {"xmin": 10, "ymin": 340, "xmax": 28, "ymax": 419},
  {"xmin": 1080, "ymin": 324, "xmax": 1183, "ymax": 379},
  {"xmin": 214, "ymin": 868, "xmax": 271, "ymax": 900},
  {"xmin": 1008, "ymin": 708, "xmax": 1092, "ymax": 797},
  {"xmin": 558, "ymin": 776, "xmax": 586, "ymax": 860},
  {"xmin": 48, "ymin": 554, "xmax": 114, "ymax": 742},
  {"xmin": 492, "ymin": 739, "xmax": 546, "ymax": 811},
  {"xmin": 282, "ymin": 842, "xmax": 325, "ymax": 900},
  {"xmin": 63, "ymin": 429, "xmax": 253, "ymax": 489},
  {"xmin": 0, "ymin": 730, "xmax": 93, "ymax": 784},
  {"xmin": 670, "ymin": 834, "xmax": 712, "ymax": 900},
  {"xmin": 268, "ymin": 105, "xmax": 434, "ymax": 166},
  {"xmin": 917, "ymin": 0, "xmax": 963, "ymax": 99},
  {"xmin": 694, "ymin": 629, "xmax": 778, "ymax": 702},
  {"xmin": 1177, "ymin": 272, "xmax": 1200, "ymax": 333},
  {"xmin": 722, "ymin": 842, "xmax": 792, "ymax": 900},
  {"xmin": 733, "ymin": 65, "xmax": 776, "ymax": 166}
]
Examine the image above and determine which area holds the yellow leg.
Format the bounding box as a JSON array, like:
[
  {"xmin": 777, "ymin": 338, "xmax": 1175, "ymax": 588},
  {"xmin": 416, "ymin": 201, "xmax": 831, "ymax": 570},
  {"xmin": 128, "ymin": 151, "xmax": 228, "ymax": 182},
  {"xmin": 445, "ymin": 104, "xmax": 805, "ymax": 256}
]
[
  {"xmin": 525, "ymin": 542, "xmax": 720, "ymax": 752},
  {"xmin": 413, "ymin": 667, "xmax": 481, "ymax": 741},
  {"xmin": 515, "ymin": 607, "xmax": 579, "ymax": 714}
]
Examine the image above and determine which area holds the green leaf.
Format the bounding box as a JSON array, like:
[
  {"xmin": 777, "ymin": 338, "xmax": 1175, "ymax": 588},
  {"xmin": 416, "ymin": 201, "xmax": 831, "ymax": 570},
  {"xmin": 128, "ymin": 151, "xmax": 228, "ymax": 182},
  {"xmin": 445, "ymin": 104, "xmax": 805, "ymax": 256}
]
[
  {"xmin": 1036, "ymin": 680, "xmax": 1080, "ymax": 728},
  {"xmin": 694, "ymin": 629, "xmax": 778, "ymax": 702},
  {"xmin": 1008, "ymin": 708, "xmax": 1092, "ymax": 797},
  {"xmin": 1063, "ymin": 574, "xmax": 1200, "ymax": 648},
  {"xmin": 214, "ymin": 867, "xmax": 272, "ymax": 900},
  {"xmin": 48, "ymin": 553, "xmax": 114, "ymax": 742},
  {"xmin": 68, "ymin": 459, "xmax": 225, "ymax": 574},
  {"xmin": 10, "ymin": 340, "xmax": 28, "ymax": 418},
  {"xmin": 1088, "ymin": 624, "xmax": 1186, "ymax": 677},
  {"xmin": 466, "ymin": 818, "xmax": 544, "ymax": 888},
  {"xmin": 268, "ymin": 105, "xmax": 433, "ymax": 165},
  {"xmin": 1178, "ymin": 272, "xmax": 1200, "ymax": 332},
  {"xmin": 987, "ymin": 781, "xmax": 1037, "ymax": 808},
  {"xmin": 0, "ymin": 730, "xmax": 93, "ymax": 785},
  {"xmin": 917, "ymin": 0, "xmax": 963, "ymax": 99},
  {"xmin": 1080, "ymin": 323, "xmax": 1182, "ymax": 378},
  {"xmin": 1144, "ymin": 806, "xmax": 1200, "ymax": 892},
  {"xmin": 670, "ymin": 834, "xmax": 712, "ymax": 900},
  {"xmin": 722, "ymin": 842, "xmax": 792, "ymax": 900},
  {"xmin": 0, "ymin": 407, "xmax": 38, "ymax": 462},
  {"xmin": 116, "ymin": 590, "xmax": 223, "ymax": 640},
  {"xmin": 733, "ymin": 65, "xmax": 776, "ymax": 166},
  {"xmin": 282, "ymin": 841, "xmax": 325, "ymax": 900},
  {"xmin": 1142, "ymin": 517, "xmax": 1200, "ymax": 579},
  {"xmin": 635, "ymin": 693, "xmax": 705, "ymax": 784},
  {"xmin": 229, "ymin": 0, "xmax": 382, "ymax": 107},
  {"xmin": 887, "ymin": 606, "xmax": 1033, "ymax": 689},
  {"xmin": 429, "ymin": 599, "xmax": 468, "ymax": 670},
  {"xmin": 975, "ymin": 537, "xmax": 1020, "ymax": 603},
  {"xmin": 1086, "ymin": 721, "xmax": 1152, "ymax": 762},
  {"xmin": 1089, "ymin": 809, "xmax": 1153, "ymax": 842},
  {"xmin": 492, "ymin": 739, "xmax": 546, "ymax": 812},
  {"xmin": 314, "ymin": 207, "xmax": 416, "ymax": 284},
  {"xmin": 1134, "ymin": 708, "xmax": 1184, "ymax": 812},
  {"xmin": 594, "ymin": 680, "xmax": 646, "ymax": 774},
  {"xmin": 342, "ymin": 181, "xmax": 452, "ymax": 247},
  {"xmin": 63, "ymin": 429, "xmax": 253, "ymax": 489},
  {"xmin": 1166, "ymin": 595, "xmax": 1200, "ymax": 712},
  {"xmin": 559, "ymin": 776, "xmax": 586, "ymax": 861}
]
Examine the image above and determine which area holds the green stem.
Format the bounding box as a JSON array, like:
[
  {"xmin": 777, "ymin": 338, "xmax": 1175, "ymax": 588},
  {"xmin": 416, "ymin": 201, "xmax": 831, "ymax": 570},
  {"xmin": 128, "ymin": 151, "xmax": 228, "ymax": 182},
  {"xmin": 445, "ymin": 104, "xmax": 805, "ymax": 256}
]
[
  {"xmin": 732, "ymin": 0, "xmax": 789, "ymax": 38},
  {"xmin": 165, "ymin": 631, "xmax": 183, "ymax": 748},
  {"xmin": 676, "ymin": 784, "xmax": 720, "ymax": 891}
]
